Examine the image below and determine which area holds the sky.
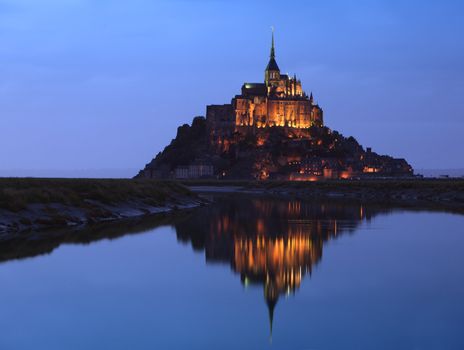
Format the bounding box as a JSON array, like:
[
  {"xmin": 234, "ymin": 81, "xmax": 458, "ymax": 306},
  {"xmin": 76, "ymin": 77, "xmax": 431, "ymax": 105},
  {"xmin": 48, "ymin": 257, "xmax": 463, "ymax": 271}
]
[{"xmin": 1, "ymin": 0, "xmax": 463, "ymax": 177}]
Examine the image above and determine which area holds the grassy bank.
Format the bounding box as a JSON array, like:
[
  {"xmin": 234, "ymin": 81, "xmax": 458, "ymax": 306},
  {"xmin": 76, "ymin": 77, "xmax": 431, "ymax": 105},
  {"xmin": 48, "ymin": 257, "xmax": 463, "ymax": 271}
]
[
  {"xmin": 0, "ymin": 178, "xmax": 200, "ymax": 233},
  {"xmin": 0, "ymin": 178, "xmax": 193, "ymax": 212}
]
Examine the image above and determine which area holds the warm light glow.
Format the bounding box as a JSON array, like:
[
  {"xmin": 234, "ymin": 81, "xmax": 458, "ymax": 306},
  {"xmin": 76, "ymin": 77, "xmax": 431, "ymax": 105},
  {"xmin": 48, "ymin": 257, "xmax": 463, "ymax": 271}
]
[
  {"xmin": 340, "ymin": 171, "xmax": 352, "ymax": 179},
  {"xmin": 289, "ymin": 174, "xmax": 319, "ymax": 181},
  {"xmin": 363, "ymin": 167, "xmax": 380, "ymax": 173},
  {"xmin": 257, "ymin": 137, "xmax": 266, "ymax": 146},
  {"xmin": 233, "ymin": 233, "xmax": 319, "ymax": 297}
]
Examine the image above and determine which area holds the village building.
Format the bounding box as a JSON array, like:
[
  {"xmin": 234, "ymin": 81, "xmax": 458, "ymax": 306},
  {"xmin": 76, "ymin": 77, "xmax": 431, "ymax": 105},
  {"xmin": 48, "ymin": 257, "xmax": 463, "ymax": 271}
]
[{"xmin": 174, "ymin": 159, "xmax": 214, "ymax": 179}]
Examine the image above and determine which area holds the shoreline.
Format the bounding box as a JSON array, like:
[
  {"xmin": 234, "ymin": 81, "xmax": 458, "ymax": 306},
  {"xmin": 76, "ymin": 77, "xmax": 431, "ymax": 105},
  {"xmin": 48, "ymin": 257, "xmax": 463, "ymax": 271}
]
[
  {"xmin": 186, "ymin": 179, "xmax": 464, "ymax": 214},
  {"xmin": 0, "ymin": 178, "xmax": 206, "ymax": 234},
  {"xmin": 0, "ymin": 199, "xmax": 204, "ymax": 235},
  {"xmin": 0, "ymin": 207, "xmax": 199, "ymax": 263},
  {"xmin": 1, "ymin": 178, "xmax": 463, "ymax": 235}
]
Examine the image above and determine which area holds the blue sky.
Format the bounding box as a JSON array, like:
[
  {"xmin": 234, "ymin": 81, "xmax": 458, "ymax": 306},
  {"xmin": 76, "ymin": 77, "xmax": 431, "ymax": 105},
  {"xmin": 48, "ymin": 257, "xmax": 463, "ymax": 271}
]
[{"xmin": 1, "ymin": 0, "xmax": 463, "ymax": 177}]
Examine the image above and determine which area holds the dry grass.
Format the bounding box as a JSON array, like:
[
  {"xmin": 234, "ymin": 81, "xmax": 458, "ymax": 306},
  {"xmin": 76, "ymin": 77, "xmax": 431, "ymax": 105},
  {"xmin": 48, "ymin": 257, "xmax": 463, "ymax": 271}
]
[{"xmin": 0, "ymin": 178, "xmax": 193, "ymax": 212}]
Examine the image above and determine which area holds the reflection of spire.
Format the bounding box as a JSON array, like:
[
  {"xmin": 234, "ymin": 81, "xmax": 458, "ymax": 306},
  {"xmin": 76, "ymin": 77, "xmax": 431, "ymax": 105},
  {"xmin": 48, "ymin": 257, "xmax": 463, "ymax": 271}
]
[
  {"xmin": 267, "ymin": 297, "xmax": 276, "ymax": 343},
  {"xmin": 265, "ymin": 280, "xmax": 278, "ymax": 342}
]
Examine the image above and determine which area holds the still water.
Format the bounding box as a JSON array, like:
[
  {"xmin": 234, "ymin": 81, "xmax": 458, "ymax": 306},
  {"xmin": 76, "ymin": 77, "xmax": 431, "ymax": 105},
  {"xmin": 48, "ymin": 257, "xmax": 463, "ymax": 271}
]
[{"xmin": 0, "ymin": 194, "xmax": 463, "ymax": 350}]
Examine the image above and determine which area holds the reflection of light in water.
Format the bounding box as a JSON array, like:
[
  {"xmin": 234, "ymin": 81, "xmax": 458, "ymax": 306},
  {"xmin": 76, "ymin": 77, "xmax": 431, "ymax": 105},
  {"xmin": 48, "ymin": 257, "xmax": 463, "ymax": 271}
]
[
  {"xmin": 174, "ymin": 197, "xmax": 375, "ymax": 339},
  {"xmin": 234, "ymin": 233, "xmax": 322, "ymax": 337}
]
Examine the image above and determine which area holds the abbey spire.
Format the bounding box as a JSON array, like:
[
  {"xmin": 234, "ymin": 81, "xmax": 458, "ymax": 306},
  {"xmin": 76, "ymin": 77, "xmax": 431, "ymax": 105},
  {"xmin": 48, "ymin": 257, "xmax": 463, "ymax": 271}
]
[
  {"xmin": 265, "ymin": 27, "xmax": 280, "ymax": 84},
  {"xmin": 270, "ymin": 26, "xmax": 276, "ymax": 59},
  {"xmin": 208, "ymin": 30, "xmax": 324, "ymax": 130}
]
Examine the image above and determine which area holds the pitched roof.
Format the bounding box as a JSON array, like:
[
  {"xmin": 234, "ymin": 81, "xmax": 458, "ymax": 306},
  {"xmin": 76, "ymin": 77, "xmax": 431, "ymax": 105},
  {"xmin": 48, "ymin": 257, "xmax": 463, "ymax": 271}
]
[{"xmin": 266, "ymin": 57, "xmax": 280, "ymax": 71}]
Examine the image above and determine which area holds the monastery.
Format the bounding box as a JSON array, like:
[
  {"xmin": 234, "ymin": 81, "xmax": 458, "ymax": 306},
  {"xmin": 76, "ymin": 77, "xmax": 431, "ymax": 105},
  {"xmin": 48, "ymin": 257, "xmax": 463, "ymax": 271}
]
[
  {"xmin": 206, "ymin": 30, "xmax": 323, "ymax": 146},
  {"xmin": 136, "ymin": 31, "xmax": 413, "ymax": 180}
]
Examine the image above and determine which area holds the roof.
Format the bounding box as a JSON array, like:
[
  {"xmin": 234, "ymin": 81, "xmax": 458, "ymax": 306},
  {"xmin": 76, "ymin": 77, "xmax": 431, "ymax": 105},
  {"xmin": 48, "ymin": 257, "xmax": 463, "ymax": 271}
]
[
  {"xmin": 266, "ymin": 57, "xmax": 280, "ymax": 71},
  {"xmin": 241, "ymin": 83, "xmax": 267, "ymax": 96}
]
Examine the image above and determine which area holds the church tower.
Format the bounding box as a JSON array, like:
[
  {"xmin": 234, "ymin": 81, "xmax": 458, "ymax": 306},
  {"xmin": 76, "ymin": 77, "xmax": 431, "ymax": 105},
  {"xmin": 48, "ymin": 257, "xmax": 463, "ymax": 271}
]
[{"xmin": 265, "ymin": 28, "xmax": 280, "ymax": 87}]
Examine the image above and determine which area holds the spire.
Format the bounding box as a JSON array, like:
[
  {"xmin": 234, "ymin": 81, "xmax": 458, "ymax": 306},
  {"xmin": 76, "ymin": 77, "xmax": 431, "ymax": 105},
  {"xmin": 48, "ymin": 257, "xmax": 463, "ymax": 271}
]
[
  {"xmin": 270, "ymin": 26, "xmax": 275, "ymax": 59},
  {"xmin": 310, "ymin": 92, "xmax": 314, "ymax": 104},
  {"xmin": 265, "ymin": 27, "xmax": 280, "ymax": 83}
]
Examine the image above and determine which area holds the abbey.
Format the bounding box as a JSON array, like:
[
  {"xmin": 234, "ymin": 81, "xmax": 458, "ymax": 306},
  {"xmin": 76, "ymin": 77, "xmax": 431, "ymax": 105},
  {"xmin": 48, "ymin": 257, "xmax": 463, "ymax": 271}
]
[
  {"xmin": 136, "ymin": 32, "xmax": 413, "ymax": 180},
  {"xmin": 206, "ymin": 31, "xmax": 323, "ymax": 144}
]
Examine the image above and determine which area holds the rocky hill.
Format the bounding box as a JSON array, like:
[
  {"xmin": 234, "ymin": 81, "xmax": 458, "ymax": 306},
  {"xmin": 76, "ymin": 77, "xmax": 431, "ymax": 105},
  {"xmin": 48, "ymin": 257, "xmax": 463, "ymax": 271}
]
[{"xmin": 136, "ymin": 116, "xmax": 413, "ymax": 180}]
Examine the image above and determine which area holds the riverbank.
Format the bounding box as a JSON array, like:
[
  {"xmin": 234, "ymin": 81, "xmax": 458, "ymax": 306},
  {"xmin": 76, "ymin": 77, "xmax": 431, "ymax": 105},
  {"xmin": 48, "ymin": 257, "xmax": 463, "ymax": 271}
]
[
  {"xmin": 184, "ymin": 179, "xmax": 464, "ymax": 214},
  {"xmin": 0, "ymin": 178, "xmax": 205, "ymax": 234}
]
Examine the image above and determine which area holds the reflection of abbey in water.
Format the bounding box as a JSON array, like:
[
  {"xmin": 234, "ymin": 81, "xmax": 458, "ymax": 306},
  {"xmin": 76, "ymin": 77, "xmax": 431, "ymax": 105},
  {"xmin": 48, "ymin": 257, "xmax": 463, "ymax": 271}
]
[{"xmin": 174, "ymin": 196, "xmax": 383, "ymax": 335}]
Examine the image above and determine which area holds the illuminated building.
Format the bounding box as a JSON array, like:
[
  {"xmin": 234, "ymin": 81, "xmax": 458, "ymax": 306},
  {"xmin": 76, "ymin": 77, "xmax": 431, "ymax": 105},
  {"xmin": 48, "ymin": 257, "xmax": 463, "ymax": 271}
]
[
  {"xmin": 136, "ymin": 32, "xmax": 414, "ymax": 180},
  {"xmin": 206, "ymin": 30, "xmax": 323, "ymax": 146}
]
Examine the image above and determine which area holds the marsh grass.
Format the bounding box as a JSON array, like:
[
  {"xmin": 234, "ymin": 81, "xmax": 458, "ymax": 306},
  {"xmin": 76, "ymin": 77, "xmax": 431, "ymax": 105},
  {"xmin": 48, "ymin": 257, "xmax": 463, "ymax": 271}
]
[{"xmin": 0, "ymin": 178, "xmax": 193, "ymax": 212}]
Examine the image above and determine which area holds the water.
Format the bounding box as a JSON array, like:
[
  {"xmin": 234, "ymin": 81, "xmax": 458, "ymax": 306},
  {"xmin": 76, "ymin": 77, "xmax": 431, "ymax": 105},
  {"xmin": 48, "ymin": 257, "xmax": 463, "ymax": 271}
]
[{"xmin": 0, "ymin": 194, "xmax": 463, "ymax": 350}]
